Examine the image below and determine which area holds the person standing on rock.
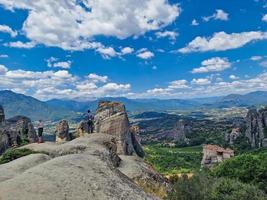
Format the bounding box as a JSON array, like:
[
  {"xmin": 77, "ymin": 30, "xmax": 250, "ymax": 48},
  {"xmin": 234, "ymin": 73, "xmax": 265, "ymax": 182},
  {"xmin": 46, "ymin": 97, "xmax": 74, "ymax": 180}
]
[
  {"xmin": 37, "ymin": 120, "xmax": 44, "ymax": 143},
  {"xmin": 86, "ymin": 110, "xmax": 94, "ymax": 133}
]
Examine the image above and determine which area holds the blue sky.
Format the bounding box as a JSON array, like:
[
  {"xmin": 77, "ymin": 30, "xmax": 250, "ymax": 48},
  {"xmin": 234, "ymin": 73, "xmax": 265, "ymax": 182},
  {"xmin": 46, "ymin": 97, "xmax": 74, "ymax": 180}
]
[{"xmin": 0, "ymin": 0, "xmax": 267, "ymax": 100}]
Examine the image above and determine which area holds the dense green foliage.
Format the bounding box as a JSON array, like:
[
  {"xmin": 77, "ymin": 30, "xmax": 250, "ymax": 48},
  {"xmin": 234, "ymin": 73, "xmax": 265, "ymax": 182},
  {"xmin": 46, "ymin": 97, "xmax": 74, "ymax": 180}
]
[
  {"xmin": 165, "ymin": 174, "xmax": 266, "ymax": 200},
  {"xmin": 144, "ymin": 145, "xmax": 202, "ymax": 174},
  {"xmin": 0, "ymin": 148, "xmax": 40, "ymax": 164},
  {"xmin": 211, "ymin": 149, "xmax": 267, "ymax": 193}
]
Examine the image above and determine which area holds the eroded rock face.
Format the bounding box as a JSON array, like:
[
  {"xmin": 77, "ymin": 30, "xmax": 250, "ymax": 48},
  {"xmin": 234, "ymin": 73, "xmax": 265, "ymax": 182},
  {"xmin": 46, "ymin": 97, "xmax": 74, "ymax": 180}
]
[
  {"xmin": 55, "ymin": 120, "xmax": 70, "ymax": 143},
  {"xmin": 245, "ymin": 108, "xmax": 267, "ymax": 148},
  {"xmin": 0, "ymin": 134, "xmax": 160, "ymax": 200},
  {"xmin": 0, "ymin": 105, "xmax": 5, "ymax": 125},
  {"xmin": 0, "ymin": 115, "xmax": 37, "ymax": 154},
  {"xmin": 94, "ymin": 101, "xmax": 144, "ymax": 157},
  {"xmin": 76, "ymin": 120, "xmax": 90, "ymax": 137}
]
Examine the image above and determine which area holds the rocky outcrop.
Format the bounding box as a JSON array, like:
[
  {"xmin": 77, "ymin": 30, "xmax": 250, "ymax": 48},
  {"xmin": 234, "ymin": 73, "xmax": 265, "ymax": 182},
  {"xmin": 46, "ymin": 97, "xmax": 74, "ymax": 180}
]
[
  {"xmin": 0, "ymin": 134, "xmax": 161, "ymax": 200},
  {"xmin": 245, "ymin": 108, "xmax": 267, "ymax": 148},
  {"xmin": 0, "ymin": 105, "xmax": 5, "ymax": 125},
  {"xmin": 76, "ymin": 120, "xmax": 90, "ymax": 137},
  {"xmin": 94, "ymin": 101, "xmax": 145, "ymax": 157},
  {"xmin": 0, "ymin": 113, "xmax": 37, "ymax": 154},
  {"xmin": 55, "ymin": 120, "xmax": 70, "ymax": 143}
]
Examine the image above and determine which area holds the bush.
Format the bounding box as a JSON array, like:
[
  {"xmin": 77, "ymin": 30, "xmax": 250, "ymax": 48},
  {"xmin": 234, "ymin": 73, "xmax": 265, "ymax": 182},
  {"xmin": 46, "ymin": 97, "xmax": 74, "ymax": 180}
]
[
  {"xmin": 165, "ymin": 175, "xmax": 267, "ymax": 200},
  {"xmin": 211, "ymin": 152, "xmax": 267, "ymax": 193},
  {"xmin": 209, "ymin": 178, "xmax": 266, "ymax": 200},
  {"xmin": 0, "ymin": 148, "xmax": 39, "ymax": 164}
]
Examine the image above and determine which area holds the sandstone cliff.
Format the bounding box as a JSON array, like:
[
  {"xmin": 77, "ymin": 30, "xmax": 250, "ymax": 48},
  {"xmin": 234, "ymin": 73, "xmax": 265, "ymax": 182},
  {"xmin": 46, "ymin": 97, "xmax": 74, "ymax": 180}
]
[
  {"xmin": 0, "ymin": 105, "xmax": 37, "ymax": 154},
  {"xmin": 245, "ymin": 108, "xmax": 267, "ymax": 148},
  {"xmin": 0, "ymin": 133, "xmax": 164, "ymax": 200},
  {"xmin": 94, "ymin": 101, "xmax": 145, "ymax": 157}
]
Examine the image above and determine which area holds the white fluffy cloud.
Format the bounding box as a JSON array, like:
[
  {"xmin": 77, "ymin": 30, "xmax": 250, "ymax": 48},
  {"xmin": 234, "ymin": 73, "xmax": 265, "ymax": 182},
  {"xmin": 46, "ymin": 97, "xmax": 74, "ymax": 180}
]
[
  {"xmin": 5, "ymin": 41, "xmax": 36, "ymax": 49},
  {"xmin": 168, "ymin": 80, "xmax": 189, "ymax": 89},
  {"xmin": 136, "ymin": 48, "xmax": 154, "ymax": 59},
  {"xmin": 88, "ymin": 73, "xmax": 108, "ymax": 83},
  {"xmin": 260, "ymin": 61, "xmax": 267, "ymax": 67},
  {"xmin": 179, "ymin": 31, "xmax": 267, "ymax": 53},
  {"xmin": 120, "ymin": 47, "xmax": 134, "ymax": 55},
  {"xmin": 0, "ymin": 65, "xmax": 131, "ymax": 100},
  {"xmin": 0, "ymin": 0, "xmax": 180, "ymax": 51},
  {"xmin": 229, "ymin": 75, "xmax": 239, "ymax": 80},
  {"xmin": 155, "ymin": 30, "xmax": 178, "ymax": 41},
  {"xmin": 191, "ymin": 78, "xmax": 211, "ymax": 85},
  {"xmin": 203, "ymin": 9, "xmax": 229, "ymax": 22},
  {"xmin": 0, "ymin": 24, "xmax": 17, "ymax": 37},
  {"xmin": 192, "ymin": 57, "xmax": 231, "ymax": 73},
  {"xmin": 47, "ymin": 57, "xmax": 72, "ymax": 69}
]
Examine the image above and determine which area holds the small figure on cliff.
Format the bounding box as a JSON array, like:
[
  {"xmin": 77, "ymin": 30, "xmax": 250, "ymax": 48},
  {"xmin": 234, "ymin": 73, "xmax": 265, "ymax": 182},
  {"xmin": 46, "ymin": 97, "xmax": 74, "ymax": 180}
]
[
  {"xmin": 37, "ymin": 120, "xmax": 44, "ymax": 143},
  {"xmin": 85, "ymin": 110, "xmax": 94, "ymax": 133}
]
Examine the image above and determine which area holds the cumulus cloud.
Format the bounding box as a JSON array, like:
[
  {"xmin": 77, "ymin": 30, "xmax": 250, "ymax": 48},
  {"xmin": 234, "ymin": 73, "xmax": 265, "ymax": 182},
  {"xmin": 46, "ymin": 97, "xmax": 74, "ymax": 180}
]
[
  {"xmin": 179, "ymin": 31, "xmax": 267, "ymax": 53},
  {"xmin": 229, "ymin": 75, "xmax": 239, "ymax": 80},
  {"xmin": 136, "ymin": 48, "xmax": 154, "ymax": 59},
  {"xmin": 192, "ymin": 57, "xmax": 231, "ymax": 73},
  {"xmin": 47, "ymin": 57, "xmax": 72, "ymax": 69},
  {"xmin": 191, "ymin": 78, "xmax": 211, "ymax": 85},
  {"xmin": 5, "ymin": 41, "xmax": 36, "ymax": 49},
  {"xmin": 168, "ymin": 79, "xmax": 189, "ymax": 89},
  {"xmin": 141, "ymin": 72, "xmax": 267, "ymax": 99},
  {"xmin": 0, "ymin": 0, "xmax": 180, "ymax": 51},
  {"xmin": 0, "ymin": 24, "xmax": 17, "ymax": 37},
  {"xmin": 88, "ymin": 73, "xmax": 108, "ymax": 83},
  {"xmin": 120, "ymin": 47, "xmax": 134, "ymax": 55},
  {"xmin": 155, "ymin": 30, "xmax": 178, "ymax": 41},
  {"xmin": 0, "ymin": 66, "xmax": 131, "ymax": 100},
  {"xmin": 203, "ymin": 9, "xmax": 229, "ymax": 22}
]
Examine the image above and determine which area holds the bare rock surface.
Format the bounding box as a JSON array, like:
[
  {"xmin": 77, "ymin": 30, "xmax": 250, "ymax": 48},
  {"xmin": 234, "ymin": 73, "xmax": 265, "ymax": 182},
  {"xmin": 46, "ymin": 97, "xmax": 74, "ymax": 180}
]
[
  {"xmin": 245, "ymin": 108, "xmax": 267, "ymax": 147},
  {"xmin": 94, "ymin": 101, "xmax": 145, "ymax": 157},
  {"xmin": 0, "ymin": 133, "xmax": 160, "ymax": 200},
  {"xmin": 55, "ymin": 120, "xmax": 70, "ymax": 143}
]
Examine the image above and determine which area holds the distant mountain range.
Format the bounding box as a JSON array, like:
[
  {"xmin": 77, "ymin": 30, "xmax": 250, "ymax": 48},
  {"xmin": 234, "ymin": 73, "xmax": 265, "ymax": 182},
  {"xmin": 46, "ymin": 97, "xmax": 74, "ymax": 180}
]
[
  {"xmin": 0, "ymin": 90, "xmax": 76, "ymax": 121},
  {"xmin": 1, "ymin": 90, "xmax": 267, "ymax": 121}
]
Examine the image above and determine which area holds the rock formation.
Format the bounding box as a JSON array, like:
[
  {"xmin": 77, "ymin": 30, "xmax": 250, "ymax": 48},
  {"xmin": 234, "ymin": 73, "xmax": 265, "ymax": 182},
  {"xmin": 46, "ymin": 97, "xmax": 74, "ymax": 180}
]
[
  {"xmin": 0, "ymin": 133, "xmax": 165, "ymax": 200},
  {"xmin": 55, "ymin": 120, "xmax": 70, "ymax": 143},
  {"xmin": 201, "ymin": 144, "xmax": 234, "ymax": 168},
  {"xmin": 94, "ymin": 101, "xmax": 145, "ymax": 157},
  {"xmin": 76, "ymin": 120, "xmax": 91, "ymax": 137},
  {"xmin": 0, "ymin": 108, "xmax": 37, "ymax": 154},
  {"xmin": 0, "ymin": 105, "xmax": 5, "ymax": 125},
  {"xmin": 245, "ymin": 108, "xmax": 267, "ymax": 148}
]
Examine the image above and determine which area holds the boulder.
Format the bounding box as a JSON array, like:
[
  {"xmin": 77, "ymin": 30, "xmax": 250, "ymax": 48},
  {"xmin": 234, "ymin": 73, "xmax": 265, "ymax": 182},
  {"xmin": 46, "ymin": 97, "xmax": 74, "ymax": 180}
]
[
  {"xmin": 15, "ymin": 116, "xmax": 37, "ymax": 143},
  {"xmin": 0, "ymin": 134, "xmax": 160, "ymax": 200},
  {"xmin": 94, "ymin": 101, "xmax": 144, "ymax": 157},
  {"xmin": 55, "ymin": 120, "xmax": 70, "ymax": 143},
  {"xmin": 76, "ymin": 120, "xmax": 90, "ymax": 137}
]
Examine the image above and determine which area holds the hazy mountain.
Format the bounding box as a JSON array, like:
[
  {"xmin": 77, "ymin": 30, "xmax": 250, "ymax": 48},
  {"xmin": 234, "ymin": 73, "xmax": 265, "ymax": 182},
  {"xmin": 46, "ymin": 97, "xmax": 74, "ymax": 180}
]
[
  {"xmin": 214, "ymin": 91, "xmax": 267, "ymax": 107},
  {"xmin": 1, "ymin": 90, "xmax": 267, "ymax": 121},
  {"xmin": 0, "ymin": 90, "xmax": 76, "ymax": 121}
]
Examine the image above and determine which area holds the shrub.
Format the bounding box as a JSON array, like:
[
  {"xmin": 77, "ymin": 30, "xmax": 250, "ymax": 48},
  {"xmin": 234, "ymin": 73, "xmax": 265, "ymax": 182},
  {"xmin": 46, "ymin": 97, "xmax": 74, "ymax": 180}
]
[{"xmin": 0, "ymin": 148, "xmax": 39, "ymax": 164}]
